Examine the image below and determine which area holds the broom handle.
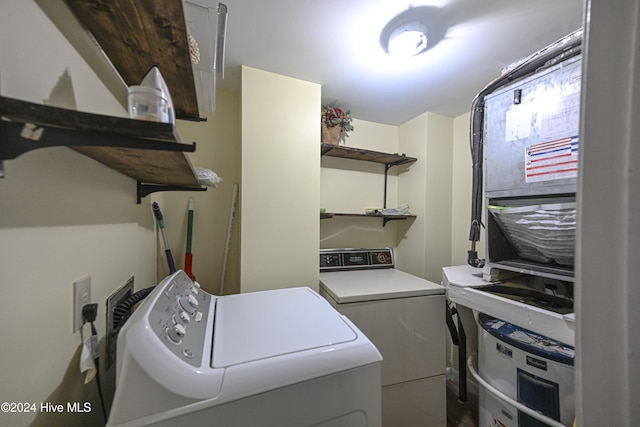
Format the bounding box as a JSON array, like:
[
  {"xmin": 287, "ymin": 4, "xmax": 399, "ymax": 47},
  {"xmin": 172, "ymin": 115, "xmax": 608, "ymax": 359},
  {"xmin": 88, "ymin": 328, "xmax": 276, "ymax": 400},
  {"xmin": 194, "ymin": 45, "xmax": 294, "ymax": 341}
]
[
  {"xmin": 219, "ymin": 183, "xmax": 238, "ymax": 295},
  {"xmin": 152, "ymin": 202, "xmax": 176, "ymax": 274}
]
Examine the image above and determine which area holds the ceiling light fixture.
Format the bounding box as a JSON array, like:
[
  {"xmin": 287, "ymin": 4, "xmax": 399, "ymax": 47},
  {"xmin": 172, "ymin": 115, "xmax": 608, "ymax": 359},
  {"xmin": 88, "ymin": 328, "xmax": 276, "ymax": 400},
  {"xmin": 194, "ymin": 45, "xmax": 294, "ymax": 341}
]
[{"xmin": 386, "ymin": 21, "xmax": 429, "ymax": 57}]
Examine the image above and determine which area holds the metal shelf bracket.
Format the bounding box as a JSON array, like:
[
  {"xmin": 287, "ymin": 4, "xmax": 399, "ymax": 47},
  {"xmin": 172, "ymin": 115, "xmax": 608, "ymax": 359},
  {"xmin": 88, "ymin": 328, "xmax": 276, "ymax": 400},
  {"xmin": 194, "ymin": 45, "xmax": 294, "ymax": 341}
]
[{"xmin": 136, "ymin": 181, "xmax": 207, "ymax": 204}]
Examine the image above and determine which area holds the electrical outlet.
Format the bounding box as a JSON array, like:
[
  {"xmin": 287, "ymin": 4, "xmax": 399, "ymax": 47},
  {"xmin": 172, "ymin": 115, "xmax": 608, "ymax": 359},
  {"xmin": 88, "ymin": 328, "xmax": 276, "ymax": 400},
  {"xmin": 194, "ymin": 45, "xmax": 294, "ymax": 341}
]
[
  {"xmin": 106, "ymin": 276, "xmax": 134, "ymax": 370},
  {"xmin": 73, "ymin": 276, "xmax": 91, "ymax": 332}
]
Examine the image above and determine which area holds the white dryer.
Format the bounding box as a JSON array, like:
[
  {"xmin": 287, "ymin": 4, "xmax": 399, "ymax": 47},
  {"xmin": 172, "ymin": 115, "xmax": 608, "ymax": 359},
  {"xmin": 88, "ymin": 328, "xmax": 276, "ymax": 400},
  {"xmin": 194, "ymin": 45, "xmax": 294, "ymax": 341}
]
[
  {"xmin": 107, "ymin": 270, "xmax": 382, "ymax": 427},
  {"xmin": 319, "ymin": 248, "xmax": 446, "ymax": 427}
]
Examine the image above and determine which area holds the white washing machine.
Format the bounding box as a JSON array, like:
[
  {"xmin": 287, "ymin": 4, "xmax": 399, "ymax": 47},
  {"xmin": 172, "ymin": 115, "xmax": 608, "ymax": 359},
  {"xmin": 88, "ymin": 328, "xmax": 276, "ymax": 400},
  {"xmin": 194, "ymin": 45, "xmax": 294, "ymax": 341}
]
[
  {"xmin": 319, "ymin": 248, "xmax": 446, "ymax": 427},
  {"xmin": 107, "ymin": 270, "xmax": 382, "ymax": 427}
]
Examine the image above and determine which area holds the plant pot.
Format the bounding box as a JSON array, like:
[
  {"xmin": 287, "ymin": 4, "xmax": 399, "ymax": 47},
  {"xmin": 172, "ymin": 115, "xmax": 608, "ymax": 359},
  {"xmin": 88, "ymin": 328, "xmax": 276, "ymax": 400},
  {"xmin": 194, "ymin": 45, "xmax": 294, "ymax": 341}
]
[{"xmin": 321, "ymin": 123, "xmax": 342, "ymax": 145}]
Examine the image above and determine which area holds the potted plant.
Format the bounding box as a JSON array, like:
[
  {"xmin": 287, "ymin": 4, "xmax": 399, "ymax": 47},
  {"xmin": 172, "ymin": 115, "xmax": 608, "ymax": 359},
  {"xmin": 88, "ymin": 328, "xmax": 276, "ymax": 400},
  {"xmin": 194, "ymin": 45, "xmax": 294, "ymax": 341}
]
[{"xmin": 321, "ymin": 102, "xmax": 354, "ymax": 144}]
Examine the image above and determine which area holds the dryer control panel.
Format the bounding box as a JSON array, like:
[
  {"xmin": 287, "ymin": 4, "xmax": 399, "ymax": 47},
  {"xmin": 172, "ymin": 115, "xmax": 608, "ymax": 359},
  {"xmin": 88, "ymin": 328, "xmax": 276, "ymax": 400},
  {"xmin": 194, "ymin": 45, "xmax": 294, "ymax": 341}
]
[
  {"xmin": 147, "ymin": 270, "xmax": 213, "ymax": 367},
  {"xmin": 320, "ymin": 248, "xmax": 394, "ymax": 271}
]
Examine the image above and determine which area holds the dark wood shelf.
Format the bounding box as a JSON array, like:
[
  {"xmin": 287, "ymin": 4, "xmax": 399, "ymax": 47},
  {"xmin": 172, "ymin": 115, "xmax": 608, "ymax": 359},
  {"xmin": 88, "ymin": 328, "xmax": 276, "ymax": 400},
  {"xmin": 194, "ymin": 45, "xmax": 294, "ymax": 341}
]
[
  {"xmin": 321, "ymin": 142, "xmax": 417, "ymax": 212},
  {"xmin": 321, "ymin": 143, "xmax": 417, "ymax": 166},
  {"xmin": 64, "ymin": 0, "xmax": 201, "ymax": 121},
  {"xmin": 0, "ymin": 96, "xmax": 200, "ymax": 188},
  {"xmin": 320, "ymin": 212, "xmax": 416, "ymax": 227},
  {"xmin": 1, "ymin": 0, "xmax": 209, "ymax": 202}
]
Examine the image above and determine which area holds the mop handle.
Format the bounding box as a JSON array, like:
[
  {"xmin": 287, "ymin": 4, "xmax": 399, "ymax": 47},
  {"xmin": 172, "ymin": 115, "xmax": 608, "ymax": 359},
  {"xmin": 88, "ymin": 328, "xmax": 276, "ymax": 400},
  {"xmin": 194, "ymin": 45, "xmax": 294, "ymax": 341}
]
[
  {"xmin": 184, "ymin": 198, "xmax": 195, "ymax": 280},
  {"xmin": 152, "ymin": 202, "xmax": 176, "ymax": 274}
]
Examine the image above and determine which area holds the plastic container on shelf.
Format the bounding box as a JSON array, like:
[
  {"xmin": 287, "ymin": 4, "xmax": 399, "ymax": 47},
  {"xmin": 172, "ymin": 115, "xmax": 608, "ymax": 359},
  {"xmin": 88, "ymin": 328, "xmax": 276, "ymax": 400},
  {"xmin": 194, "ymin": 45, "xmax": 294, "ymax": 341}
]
[{"xmin": 127, "ymin": 86, "xmax": 169, "ymax": 123}]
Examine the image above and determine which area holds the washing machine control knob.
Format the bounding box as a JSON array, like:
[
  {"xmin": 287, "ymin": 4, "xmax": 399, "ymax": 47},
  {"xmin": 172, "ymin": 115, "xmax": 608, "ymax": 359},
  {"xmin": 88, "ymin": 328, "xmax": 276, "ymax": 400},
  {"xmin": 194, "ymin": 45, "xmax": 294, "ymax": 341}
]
[
  {"xmin": 178, "ymin": 310, "xmax": 190, "ymax": 323},
  {"xmin": 167, "ymin": 323, "xmax": 186, "ymax": 344},
  {"xmin": 178, "ymin": 294, "xmax": 199, "ymax": 314},
  {"xmin": 187, "ymin": 294, "xmax": 199, "ymax": 308}
]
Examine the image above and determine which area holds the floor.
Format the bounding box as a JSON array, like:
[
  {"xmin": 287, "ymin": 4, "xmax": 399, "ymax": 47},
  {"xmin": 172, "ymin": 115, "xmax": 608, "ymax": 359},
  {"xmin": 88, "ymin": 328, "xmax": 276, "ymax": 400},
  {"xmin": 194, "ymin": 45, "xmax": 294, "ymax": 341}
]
[{"xmin": 446, "ymin": 378, "xmax": 479, "ymax": 427}]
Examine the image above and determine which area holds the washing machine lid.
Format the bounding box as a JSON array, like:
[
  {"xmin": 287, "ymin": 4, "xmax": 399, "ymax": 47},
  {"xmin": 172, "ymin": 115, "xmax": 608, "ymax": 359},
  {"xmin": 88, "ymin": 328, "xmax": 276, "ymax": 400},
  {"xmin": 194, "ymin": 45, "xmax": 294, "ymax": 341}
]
[
  {"xmin": 212, "ymin": 287, "xmax": 359, "ymax": 367},
  {"xmin": 319, "ymin": 269, "xmax": 444, "ymax": 303}
]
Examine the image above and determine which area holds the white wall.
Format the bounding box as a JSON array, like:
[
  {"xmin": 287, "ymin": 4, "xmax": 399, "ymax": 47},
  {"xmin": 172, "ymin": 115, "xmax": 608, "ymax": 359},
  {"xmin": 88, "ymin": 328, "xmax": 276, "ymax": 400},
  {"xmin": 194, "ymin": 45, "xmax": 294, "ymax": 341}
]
[
  {"xmin": 240, "ymin": 66, "xmax": 320, "ymax": 293},
  {"xmin": 576, "ymin": 0, "xmax": 640, "ymax": 424},
  {"xmin": 0, "ymin": 1, "xmax": 157, "ymax": 425}
]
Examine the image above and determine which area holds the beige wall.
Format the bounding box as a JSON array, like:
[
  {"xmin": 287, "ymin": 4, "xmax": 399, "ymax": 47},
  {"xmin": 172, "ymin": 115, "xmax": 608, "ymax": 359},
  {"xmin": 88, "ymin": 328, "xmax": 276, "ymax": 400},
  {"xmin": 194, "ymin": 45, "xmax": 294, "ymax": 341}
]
[
  {"xmin": 320, "ymin": 112, "xmax": 458, "ymax": 285},
  {"xmin": 162, "ymin": 90, "xmax": 241, "ymax": 296},
  {"xmin": 320, "ymin": 110, "xmax": 472, "ymax": 373},
  {"xmin": 0, "ymin": 3, "xmax": 486, "ymax": 425},
  {"xmin": 397, "ymin": 113, "xmax": 454, "ymax": 283},
  {"xmin": 451, "ymin": 113, "xmax": 485, "ymax": 266},
  {"xmin": 395, "ymin": 114, "xmax": 429, "ymax": 275},
  {"xmin": 0, "ymin": 1, "xmax": 157, "ymax": 425},
  {"xmin": 320, "ymin": 119, "xmax": 399, "ymax": 214},
  {"xmin": 240, "ymin": 66, "xmax": 321, "ymax": 293},
  {"xmin": 320, "ymin": 119, "xmax": 403, "ymax": 249},
  {"xmin": 4, "ymin": 1, "xmax": 628, "ymax": 424}
]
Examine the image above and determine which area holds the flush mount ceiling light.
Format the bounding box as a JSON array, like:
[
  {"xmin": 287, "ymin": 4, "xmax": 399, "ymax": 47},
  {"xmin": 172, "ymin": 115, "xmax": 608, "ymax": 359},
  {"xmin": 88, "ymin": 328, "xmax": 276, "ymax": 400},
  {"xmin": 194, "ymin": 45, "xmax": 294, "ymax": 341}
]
[
  {"xmin": 380, "ymin": 6, "xmax": 445, "ymax": 59},
  {"xmin": 386, "ymin": 21, "xmax": 429, "ymax": 57}
]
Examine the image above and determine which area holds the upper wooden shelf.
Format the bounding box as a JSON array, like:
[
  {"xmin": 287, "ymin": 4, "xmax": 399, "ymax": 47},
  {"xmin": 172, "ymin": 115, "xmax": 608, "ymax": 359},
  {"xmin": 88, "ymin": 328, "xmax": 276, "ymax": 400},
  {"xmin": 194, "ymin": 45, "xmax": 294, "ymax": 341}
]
[
  {"xmin": 320, "ymin": 142, "xmax": 417, "ymax": 213},
  {"xmin": 0, "ymin": 0, "xmax": 209, "ymax": 201},
  {"xmin": 321, "ymin": 143, "xmax": 417, "ymax": 166},
  {"xmin": 0, "ymin": 96, "xmax": 200, "ymax": 188},
  {"xmin": 63, "ymin": 0, "xmax": 201, "ymax": 121}
]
